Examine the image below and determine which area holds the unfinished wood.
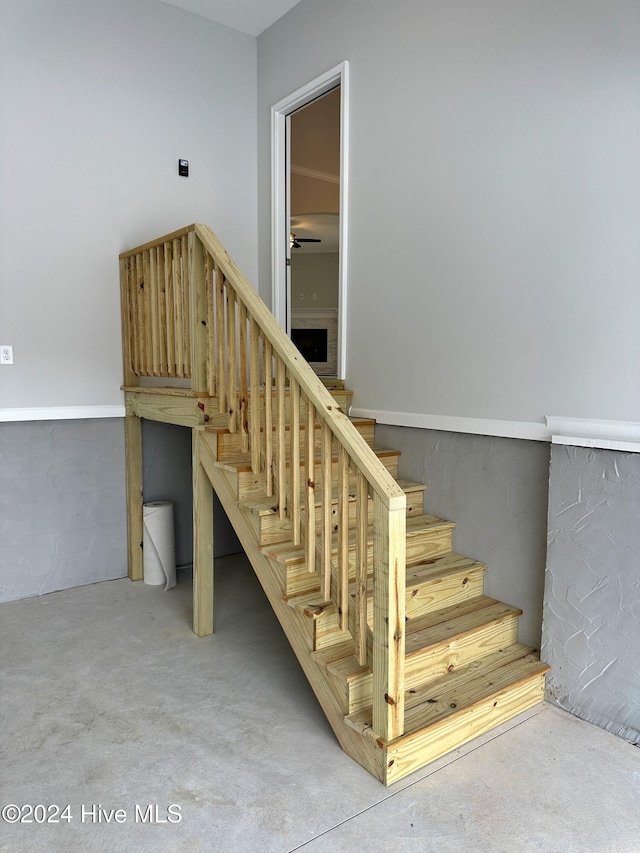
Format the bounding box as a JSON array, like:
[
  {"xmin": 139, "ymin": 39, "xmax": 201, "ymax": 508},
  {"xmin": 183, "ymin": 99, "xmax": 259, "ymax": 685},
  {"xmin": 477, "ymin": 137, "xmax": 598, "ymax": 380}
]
[
  {"xmin": 238, "ymin": 300, "xmax": 249, "ymax": 452},
  {"xmin": 226, "ymin": 288, "xmax": 237, "ymax": 433},
  {"xmin": 124, "ymin": 390, "xmax": 207, "ymax": 427},
  {"xmin": 124, "ymin": 415, "xmax": 143, "ymax": 581},
  {"xmin": 198, "ymin": 448, "xmax": 386, "ymax": 782},
  {"xmin": 206, "ymin": 252, "xmax": 215, "ymax": 397},
  {"xmin": 164, "ymin": 241, "xmax": 175, "ymax": 376},
  {"xmin": 173, "ymin": 238, "xmax": 184, "ymax": 378},
  {"xmin": 338, "ymin": 446, "xmax": 350, "ymax": 632},
  {"xmin": 372, "ymin": 496, "xmax": 406, "ymax": 741},
  {"xmin": 119, "ymin": 224, "xmax": 195, "ymax": 258},
  {"xmin": 402, "ymin": 603, "xmax": 521, "ymax": 691},
  {"xmin": 250, "ymin": 318, "xmax": 261, "ymax": 474},
  {"xmin": 194, "ymin": 224, "xmax": 405, "ymax": 512},
  {"xmin": 135, "ymin": 253, "xmax": 147, "ymax": 376},
  {"xmin": 143, "ymin": 250, "xmax": 154, "ymax": 375},
  {"xmin": 193, "ymin": 429, "xmax": 214, "ymax": 637},
  {"xmin": 216, "ymin": 269, "xmax": 226, "ymax": 413},
  {"xmin": 305, "ymin": 400, "xmax": 316, "ymax": 574},
  {"xmin": 127, "ymin": 255, "xmax": 141, "ymax": 377},
  {"xmin": 355, "ymin": 470, "xmax": 368, "ymax": 665},
  {"xmin": 189, "ymin": 232, "xmax": 207, "ymax": 392},
  {"xmin": 276, "ymin": 355, "xmax": 286, "ymax": 520},
  {"xmin": 264, "ymin": 339, "xmax": 273, "ymax": 497},
  {"xmin": 181, "ymin": 234, "xmax": 191, "ymax": 379},
  {"xmin": 321, "ymin": 422, "xmax": 332, "ymax": 601},
  {"xmin": 148, "ymin": 246, "xmax": 160, "ymax": 375},
  {"xmin": 383, "ymin": 667, "xmax": 547, "ymax": 784},
  {"xmin": 119, "ymin": 257, "xmax": 137, "ymax": 386},
  {"xmin": 290, "ymin": 377, "xmax": 301, "ymax": 546},
  {"xmin": 157, "ymin": 245, "xmax": 168, "ymax": 376}
]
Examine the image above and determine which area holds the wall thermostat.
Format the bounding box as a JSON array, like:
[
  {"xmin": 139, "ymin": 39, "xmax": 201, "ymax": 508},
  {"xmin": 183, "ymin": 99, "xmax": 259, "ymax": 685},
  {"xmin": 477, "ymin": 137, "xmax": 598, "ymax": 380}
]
[{"xmin": 178, "ymin": 159, "xmax": 189, "ymax": 177}]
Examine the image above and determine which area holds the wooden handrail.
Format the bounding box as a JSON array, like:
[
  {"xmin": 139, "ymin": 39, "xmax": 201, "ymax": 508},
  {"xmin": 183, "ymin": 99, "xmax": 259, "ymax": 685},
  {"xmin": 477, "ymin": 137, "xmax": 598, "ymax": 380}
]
[{"xmin": 119, "ymin": 223, "xmax": 406, "ymax": 741}]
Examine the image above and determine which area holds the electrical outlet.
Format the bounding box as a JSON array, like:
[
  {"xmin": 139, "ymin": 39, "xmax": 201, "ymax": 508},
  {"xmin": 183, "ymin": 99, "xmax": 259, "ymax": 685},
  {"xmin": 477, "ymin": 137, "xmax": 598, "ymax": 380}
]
[{"xmin": 0, "ymin": 345, "xmax": 13, "ymax": 365}]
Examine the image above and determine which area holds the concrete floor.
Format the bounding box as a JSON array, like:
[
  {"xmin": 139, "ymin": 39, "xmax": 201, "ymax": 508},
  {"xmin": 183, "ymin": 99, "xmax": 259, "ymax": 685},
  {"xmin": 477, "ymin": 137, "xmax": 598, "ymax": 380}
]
[{"xmin": 1, "ymin": 553, "xmax": 639, "ymax": 853}]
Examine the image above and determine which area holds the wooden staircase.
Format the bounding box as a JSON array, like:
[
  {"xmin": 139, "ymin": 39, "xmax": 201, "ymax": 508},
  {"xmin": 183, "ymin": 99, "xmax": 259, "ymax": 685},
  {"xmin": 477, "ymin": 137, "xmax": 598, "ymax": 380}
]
[{"xmin": 119, "ymin": 224, "xmax": 549, "ymax": 785}]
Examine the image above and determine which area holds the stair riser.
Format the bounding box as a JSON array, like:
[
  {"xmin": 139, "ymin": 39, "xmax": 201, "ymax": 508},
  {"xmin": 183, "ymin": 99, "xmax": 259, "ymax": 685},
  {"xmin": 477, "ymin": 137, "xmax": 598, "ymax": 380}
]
[
  {"xmin": 281, "ymin": 527, "xmax": 454, "ymax": 597},
  {"xmin": 256, "ymin": 484, "xmax": 425, "ymax": 548},
  {"xmin": 404, "ymin": 614, "xmax": 520, "ymax": 690},
  {"xmin": 234, "ymin": 454, "xmax": 399, "ymax": 501},
  {"xmin": 383, "ymin": 673, "xmax": 547, "ymax": 785},
  {"xmin": 213, "ymin": 421, "xmax": 375, "ymax": 461},
  {"xmin": 344, "ymin": 566, "xmax": 486, "ymax": 642},
  {"xmin": 336, "ymin": 614, "xmax": 520, "ymax": 714}
]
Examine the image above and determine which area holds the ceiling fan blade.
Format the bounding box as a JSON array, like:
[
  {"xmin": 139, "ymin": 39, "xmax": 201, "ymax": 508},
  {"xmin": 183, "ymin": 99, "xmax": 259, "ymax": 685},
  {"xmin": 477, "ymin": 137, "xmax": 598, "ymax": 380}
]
[{"xmin": 295, "ymin": 238, "xmax": 321, "ymax": 242}]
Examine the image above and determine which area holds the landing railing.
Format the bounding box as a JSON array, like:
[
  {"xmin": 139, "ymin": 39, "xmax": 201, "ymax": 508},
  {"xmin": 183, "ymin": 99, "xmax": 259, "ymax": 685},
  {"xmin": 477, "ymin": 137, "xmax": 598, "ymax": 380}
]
[{"xmin": 119, "ymin": 224, "xmax": 407, "ymax": 741}]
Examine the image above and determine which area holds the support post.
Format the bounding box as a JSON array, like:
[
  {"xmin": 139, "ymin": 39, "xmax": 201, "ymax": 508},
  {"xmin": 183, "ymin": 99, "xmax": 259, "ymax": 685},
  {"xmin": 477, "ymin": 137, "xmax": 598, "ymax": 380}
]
[
  {"xmin": 124, "ymin": 413, "xmax": 143, "ymax": 581},
  {"xmin": 192, "ymin": 428, "xmax": 214, "ymax": 637}
]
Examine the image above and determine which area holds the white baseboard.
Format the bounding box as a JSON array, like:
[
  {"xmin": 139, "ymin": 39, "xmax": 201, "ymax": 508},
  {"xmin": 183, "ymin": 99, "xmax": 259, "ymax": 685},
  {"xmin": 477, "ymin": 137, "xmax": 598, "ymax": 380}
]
[
  {"xmin": 349, "ymin": 408, "xmax": 549, "ymax": 442},
  {"xmin": 546, "ymin": 416, "xmax": 640, "ymax": 454},
  {"xmin": 0, "ymin": 405, "xmax": 126, "ymax": 423},
  {"xmin": 350, "ymin": 408, "xmax": 640, "ymax": 453}
]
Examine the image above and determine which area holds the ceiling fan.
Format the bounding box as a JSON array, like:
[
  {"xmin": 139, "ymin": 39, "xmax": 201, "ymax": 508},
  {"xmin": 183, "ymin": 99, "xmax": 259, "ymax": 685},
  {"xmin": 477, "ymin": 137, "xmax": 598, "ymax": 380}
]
[{"xmin": 290, "ymin": 232, "xmax": 321, "ymax": 249}]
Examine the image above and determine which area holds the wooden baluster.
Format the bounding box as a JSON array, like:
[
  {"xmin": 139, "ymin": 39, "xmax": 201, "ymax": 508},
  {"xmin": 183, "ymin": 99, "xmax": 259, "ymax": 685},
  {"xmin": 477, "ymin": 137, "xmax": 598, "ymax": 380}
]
[
  {"xmin": 355, "ymin": 470, "xmax": 369, "ymax": 665},
  {"xmin": 226, "ymin": 289, "xmax": 237, "ymax": 432},
  {"xmin": 238, "ymin": 301, "xmax": 249, "ymax": 452},
  {"xmin": 173, "ymin": 238, "xmax": 183, "ymax": 378},
  {"xmin": 135, "ymin": 254, "xmax": 144, "ymax": 375},
  {"xmin": 206, "ymin": 254, "xmax": 215, "ymax": 397},
  {"xmin": 126, "ymin": 257, "xmax": 140, "ymax": 376},
  {"xmin": 142, "ymin": 251, "xmax": 152, "ymax": 375},
  {"xmin": 156, "ymin": 245, "xmax": 167, "ymax": 376},
  {"xmin": 276, "ymin": 355, "xmax": 286, "ymax": 519},
  {"xmin": 181, "ymin": 234, "xmax": 191, "ymax": 377},
  {"xmin": 249, "ymin": 318, "xmax": 261, "ymax": 474},
  {"xmin": 290, "ymin": 377, "xmax": 301, "ymax": 546},
  {"xmin": 338, "ymin": 446, "xmax": 350, "ymax": 631},
  {"xmin": 216, "ymin": 269, "xmax": 226, "ymax": 414},
  {"xmin": 264, "ymin": 340, "xmax": 273, "ymax": 497},
  {"xmin": 164, "ymin": 241, "xmax": 174, "ymax": 376},
  {"xmin": 148, "ymin": 248, "xmax": 160, "ymax": 375},
  {"xmin": 305, "ymin": 401, "xmax": 316, "ymax": 574},
  {"xmin": 321, "ymin": 422, "xmax": 332, "ymax": 601}
]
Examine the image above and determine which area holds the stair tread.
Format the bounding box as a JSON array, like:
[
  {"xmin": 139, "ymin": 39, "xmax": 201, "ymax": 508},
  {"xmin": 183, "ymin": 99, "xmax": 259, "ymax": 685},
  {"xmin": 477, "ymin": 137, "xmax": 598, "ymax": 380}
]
[
  {"xmin": 204, "ymin": 416, "xmax": 375, "ymax": 436},
  {"xmin": 216, "ymin": 445, "xmax": 399, "ymax": 473},
  {"xmin": 266, "ymin": 513, "xmax": 455, "ymax": 563},
  {"xmin": 315, "ymin": 597, "xmax": 521, "ymax": 682},
  {"xmin": 345, "ymin": 643, "xmax": 549, "ymax": 740},
  {"xmin": 351, "ymin": 553, "xmax": 487, "ymax": 601},
  {"xmin": 241, "ymin": 479, "xmax": 426, "ymax": 517},
  {"xmin": 405, "ymin": 598, "xmax": 522, "ymax": 656}
]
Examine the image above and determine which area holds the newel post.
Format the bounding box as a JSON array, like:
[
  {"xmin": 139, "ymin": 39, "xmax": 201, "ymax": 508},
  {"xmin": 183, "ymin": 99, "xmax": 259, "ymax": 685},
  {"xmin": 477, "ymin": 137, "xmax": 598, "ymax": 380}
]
[
  {"xmin": 372, "ymin": 494, "xmax": 406, "ymax": 741},
  {"xmin": 189, "ymin": 231, "xmax": 208, "ymax": 394}
]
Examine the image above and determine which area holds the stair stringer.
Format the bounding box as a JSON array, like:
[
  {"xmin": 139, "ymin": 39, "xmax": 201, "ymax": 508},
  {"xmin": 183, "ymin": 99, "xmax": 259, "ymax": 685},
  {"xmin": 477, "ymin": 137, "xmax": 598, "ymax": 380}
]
[{"xmin": 197, "ymin": 433, "xmax": 388, "ymax": 783}]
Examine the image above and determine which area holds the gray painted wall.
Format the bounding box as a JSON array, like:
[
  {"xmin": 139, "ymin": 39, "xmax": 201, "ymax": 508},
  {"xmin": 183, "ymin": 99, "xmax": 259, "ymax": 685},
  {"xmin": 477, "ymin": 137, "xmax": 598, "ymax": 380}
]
[
  {"xmin": 0, "ymin": 0, "xmax": 256, "ymax": 601},
  {"xmin": 142, "ymin": 420, "xmax": 241, "ymax": 564},
  {"xmin": 376, "ymin": 424, "xmax": 550, "ymax": 648},
  {"xmin": 258, "ymin": 0, "xmax": 640, "ymax": 427},
  {"xmin": 0, "ymin": 419, "xmax": 127, "ymax": 603},
  {"xmin": 0, "ymin": 0, "xmax": 257, "ymax": 411},
  {"xmin": 542, "ymin": 445, "xmax": 640, "ymax": 743}
]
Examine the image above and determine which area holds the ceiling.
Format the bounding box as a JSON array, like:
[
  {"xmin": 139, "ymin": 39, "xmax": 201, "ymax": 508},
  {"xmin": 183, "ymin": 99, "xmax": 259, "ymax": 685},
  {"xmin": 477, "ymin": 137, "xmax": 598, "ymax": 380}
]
[{"xmin": 159, "ymin": 0, "xmax": 302, "ymax": 36}]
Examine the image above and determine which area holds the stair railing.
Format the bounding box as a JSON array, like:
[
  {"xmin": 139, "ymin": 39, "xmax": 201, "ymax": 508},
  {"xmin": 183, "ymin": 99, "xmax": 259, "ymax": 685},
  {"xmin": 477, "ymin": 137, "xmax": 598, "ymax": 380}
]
[{"xmin": 120, "ymin": 224, "xmax": 407, "ymax": 742}]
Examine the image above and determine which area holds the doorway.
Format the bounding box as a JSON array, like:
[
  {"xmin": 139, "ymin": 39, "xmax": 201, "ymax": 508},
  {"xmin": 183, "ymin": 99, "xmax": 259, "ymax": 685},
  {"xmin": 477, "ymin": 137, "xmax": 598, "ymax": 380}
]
[{"xmin": 271, "ymin": 62, "xmax": 349, "ymax": 379}]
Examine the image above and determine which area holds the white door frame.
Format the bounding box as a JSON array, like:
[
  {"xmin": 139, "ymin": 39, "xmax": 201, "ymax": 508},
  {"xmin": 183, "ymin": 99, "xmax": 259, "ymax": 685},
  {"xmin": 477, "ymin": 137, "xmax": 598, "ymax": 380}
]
[{"xmin": 271, "ymin": 61, "xmax": 349, "ymax": 379}]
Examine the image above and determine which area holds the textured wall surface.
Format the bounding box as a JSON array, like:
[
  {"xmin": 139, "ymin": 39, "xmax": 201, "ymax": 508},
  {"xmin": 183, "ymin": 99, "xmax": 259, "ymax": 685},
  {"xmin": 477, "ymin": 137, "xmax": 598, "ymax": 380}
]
[
  {"xmin": 542, "ymin": 445, "xmax": 640, "ymax": 743},
  {"xmin": 142, "ymin": 421, "xmax": 241, "ymax": 564},
  {"xmin": 0, "ymin": 419, "xmax": 127, "ymax": 602},
  {"xmin": 375, "ymin": 425, "xmax": 550, "ymax": 647}
]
